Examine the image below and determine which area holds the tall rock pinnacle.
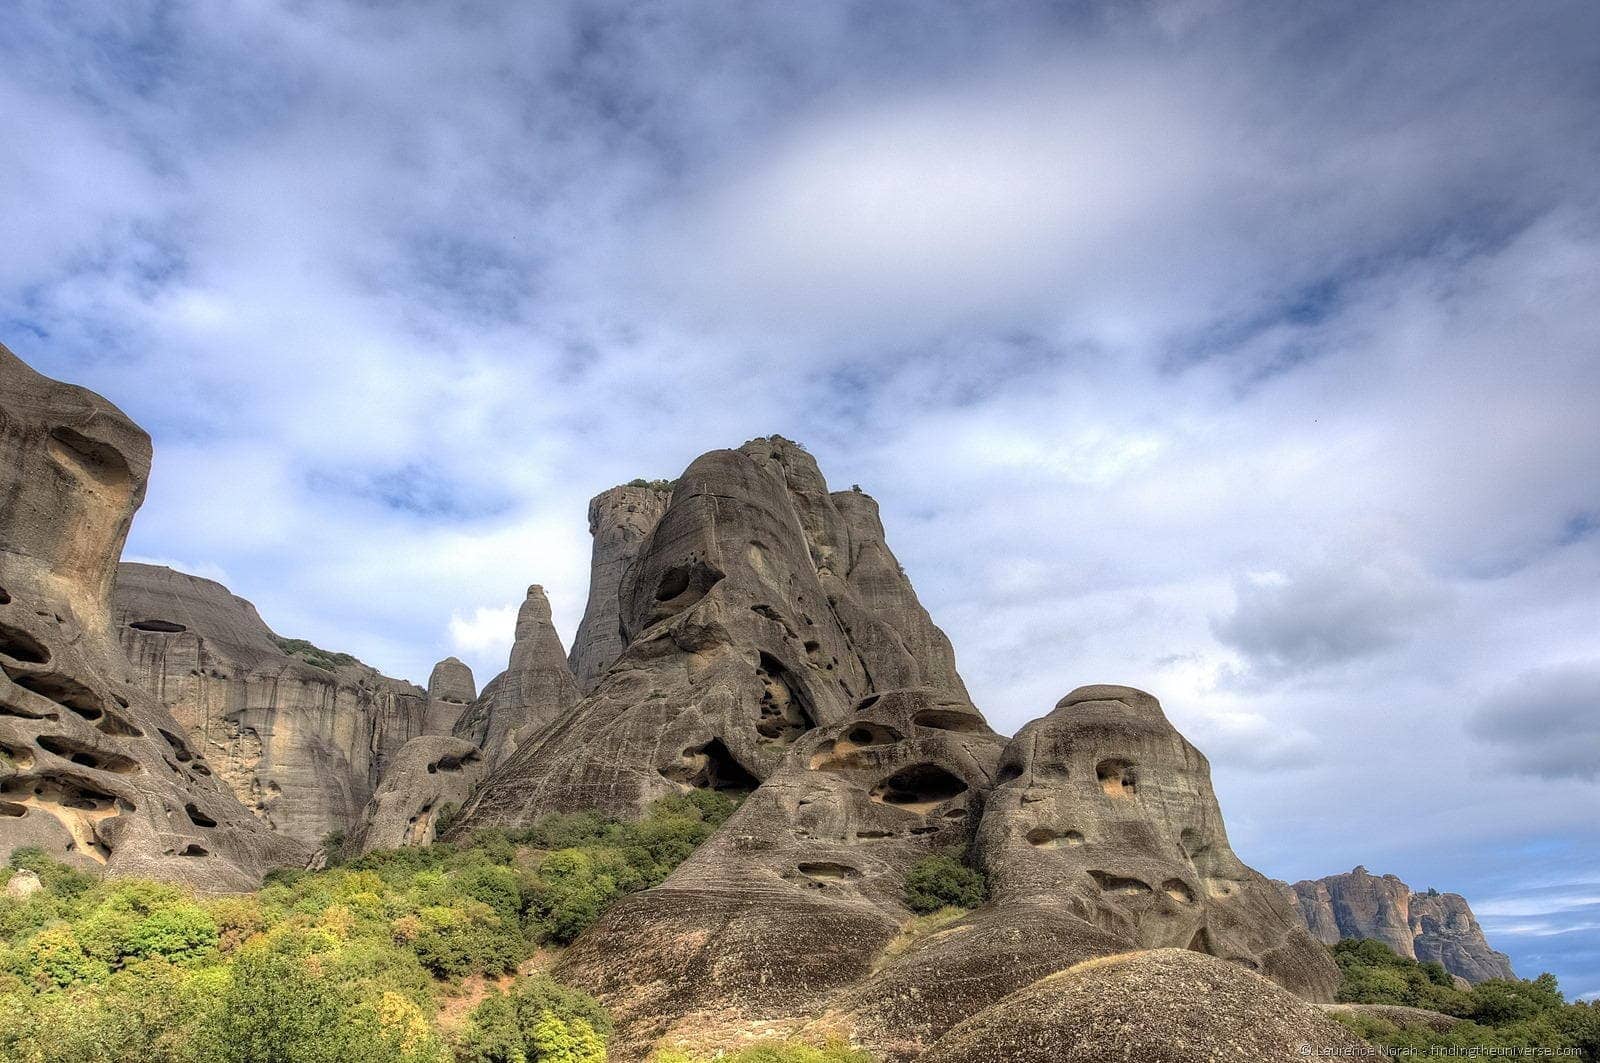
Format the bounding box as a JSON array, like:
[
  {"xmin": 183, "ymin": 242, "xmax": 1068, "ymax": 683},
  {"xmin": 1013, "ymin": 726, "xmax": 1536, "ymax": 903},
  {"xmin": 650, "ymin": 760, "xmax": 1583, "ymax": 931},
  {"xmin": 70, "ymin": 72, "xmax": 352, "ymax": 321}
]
[
  {"xmin": 453, "ymin": 585, "xmax": 579, "ymax": 765},
  {"xmin": 568, "ymin": 483, "xmax": 672, "ymax": 693}
]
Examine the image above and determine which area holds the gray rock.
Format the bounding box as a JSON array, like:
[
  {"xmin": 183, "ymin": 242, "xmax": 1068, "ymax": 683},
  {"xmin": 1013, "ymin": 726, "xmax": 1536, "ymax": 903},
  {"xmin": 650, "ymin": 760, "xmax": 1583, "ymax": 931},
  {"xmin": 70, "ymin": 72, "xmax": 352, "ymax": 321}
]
[
  {"xmin": 348, "ymin": 735, "xmax": 483, "ymax": 853},
  {"xmin": 569, "ymin": 484, "xmax": 671, "ymax": 694},
  {"xmin": 1287, "ymin": 866, "xmax": 1515, "ymax": 983},
  {"xmin": 4, "ymin": 868, "xmax": 42, "ymax": 899},
  {"xmin": 114, "ymin": 562, "xmax": 445, "ymax": 845},
  {"xmin": 0, "ymin": 342, "xmax": 306, "ymax": 890},
  {"xmin": 427, "ymin": 657, "xmax": 477, "ymax": 717},
  {"xmin": 452, "ymin": 585, "xmax": 578, "ymax": 766}
]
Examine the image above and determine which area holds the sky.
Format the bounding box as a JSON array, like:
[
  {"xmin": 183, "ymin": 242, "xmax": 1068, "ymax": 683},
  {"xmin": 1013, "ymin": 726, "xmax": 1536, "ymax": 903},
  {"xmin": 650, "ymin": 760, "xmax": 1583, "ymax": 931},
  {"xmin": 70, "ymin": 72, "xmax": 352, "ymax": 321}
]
[{"xmin": 2, "ymin": 0, "xmax": 1597, "ymax": 998}]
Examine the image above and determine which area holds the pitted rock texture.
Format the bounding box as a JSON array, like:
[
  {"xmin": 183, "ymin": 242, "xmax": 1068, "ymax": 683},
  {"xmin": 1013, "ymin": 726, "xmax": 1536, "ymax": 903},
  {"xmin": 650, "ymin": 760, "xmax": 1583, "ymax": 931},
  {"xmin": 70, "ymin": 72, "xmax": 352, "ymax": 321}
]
[
  {"xmin": 918, "ymin": 949, "xmax": 1366, "ymax": 1063},
  {"xmin": 1287, "ymin": 866, "xmax": 1515, "ymax": 983},
  {"xmin": 452, "ymin": 585, "xmax": 578, "ymax": 767},
  {"xmin": 348, "ymin": 735, "xmax": 483, "ymax": 854},
  {"xmin": 568, "ymin": 484, "xmax": 671, "ymax": 694},
  {"xmin": 0, "ymin": 343, "xmax": 306, "ymax": 889},
  {"xmin": 554, "ymin": 688, "xmax": 1004, "ymax": 1058},
  {"xmin": 114, "ymin": 562, "xmax": 448, "ymax": 846},
  {"xmin": 453, "ymin": 437, "xmax": 976, "ymax": 830},
  {"xmin": 972, "ymin": 686, "xmax": 1338, "ymax": 1003}
]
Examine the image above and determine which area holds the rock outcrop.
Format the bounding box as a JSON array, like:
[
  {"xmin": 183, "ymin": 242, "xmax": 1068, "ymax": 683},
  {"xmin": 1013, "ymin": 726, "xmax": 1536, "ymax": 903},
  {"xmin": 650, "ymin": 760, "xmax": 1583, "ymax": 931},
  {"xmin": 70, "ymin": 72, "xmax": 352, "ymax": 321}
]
[
  {"xmin": 452, "ymin": 437, "xmax": 976, "ymax": 831},
  {"xmin": 425, "ymin": 657, "xmax": 476, "ymax": 733},
  {"xmin": 568, "ymin": 484, "xmax": 671, "ymax": 694},
  {"xmin": 0, "ymin": 343, "xmax": 305, "ymax": 889},
  {"xmin": 1286, "ymin": 866, "xmax": 1515, "ymax": 983},
  {"xmin": 918, "ymin": 949, "xmax": 1366, "ymax": 1063},
  {"xmin": 114, "ymin": 562, "xmax": 448, "ymax": 846},
  {"xmin": 452, "ymin": 585, "xmax": 578, "ymax": 766},
  {"xmin": 348, "ymin": 735, "xmax": 484, "ymax": 854}
]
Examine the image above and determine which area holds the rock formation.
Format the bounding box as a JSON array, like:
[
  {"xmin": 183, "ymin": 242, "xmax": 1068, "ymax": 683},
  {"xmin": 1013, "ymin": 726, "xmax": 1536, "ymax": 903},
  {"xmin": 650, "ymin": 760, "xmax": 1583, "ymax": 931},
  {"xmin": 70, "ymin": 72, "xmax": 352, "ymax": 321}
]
[
  {"xmin": 917, "ymin": 949, "xmax": 1366, "ymax": 1063},
  {"xmin": 0, "ymin": 343, "xmax": 305, "ymax": 889},
  {"xmin": 114, "ymin": 562, "xmax": 450, "ymax": 846},
  {"xmin": 452, "ymin": 437, "xmax": 976, "ymax": 831},
  {"xmin": 348, "ymin": 735, "xmax": 484, "ymax": 854},
  {"xmin": 1286, "ymin": 866, "xmax": 1515, "ymax": 983},
  {"xmin": 568, "ymin": 483, "xmax": 672, "ymax": 693},
  {"xmin": 425, "ymin": 656, "xmax": 476, "ymax": 733},
  {"xmin": 452, "ymin": 585, "xmax": 578, "ymax": 766}
]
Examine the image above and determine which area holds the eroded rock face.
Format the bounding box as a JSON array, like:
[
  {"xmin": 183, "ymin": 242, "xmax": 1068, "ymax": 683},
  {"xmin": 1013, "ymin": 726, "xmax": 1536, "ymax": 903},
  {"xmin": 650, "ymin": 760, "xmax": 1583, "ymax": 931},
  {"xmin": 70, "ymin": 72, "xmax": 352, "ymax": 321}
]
[
  {"xmin": 555, "ymin": 688, "xmax": 1004, "ymax": 1057},
  {"xmin": 452, "ymin": 585, "xmax": 578, "ymax": 766},
  {"xmin": 114, "ymin": 562, "xmax": 445, "ymax": 846},
  {"xmin": 973, "ymin": 685, "xmax": 1338, "ymax": 1002},
  {"xmin": 1287, "ymin": 866, "xmax": 1515, "ymax": 983},
  {"xmin": 348, "ymin": 735, "xmax": 483, "ymax": 854},
  {"xmin": 426, "ymin": 657, "xmax": 476, "ymax": 733},
  {"xmin": 454, "ymin": 438, "xmax": 976, "ymax": 830},
  {"xmin": 0, "ymin": 343, "xmax": 306, "ymax": 889},
  {"xmin": 568, "ymin": 484, "xmax": 671, "ymax": 694},
  {"xmin": 918, "ymin": 949, "xmax": 1366, "ymax": 1063}
]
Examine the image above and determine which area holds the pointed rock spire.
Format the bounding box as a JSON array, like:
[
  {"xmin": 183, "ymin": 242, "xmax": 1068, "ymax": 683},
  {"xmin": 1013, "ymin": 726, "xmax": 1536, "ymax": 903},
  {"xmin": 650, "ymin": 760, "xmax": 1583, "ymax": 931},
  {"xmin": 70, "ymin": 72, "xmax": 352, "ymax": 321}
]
[
  {"xmin": 568, "ymin": 483, "xmax": 672, "ymax": 693},
  {"xmin": 453, "ymin": 585, "xmax": 578, "ymax": 765}
]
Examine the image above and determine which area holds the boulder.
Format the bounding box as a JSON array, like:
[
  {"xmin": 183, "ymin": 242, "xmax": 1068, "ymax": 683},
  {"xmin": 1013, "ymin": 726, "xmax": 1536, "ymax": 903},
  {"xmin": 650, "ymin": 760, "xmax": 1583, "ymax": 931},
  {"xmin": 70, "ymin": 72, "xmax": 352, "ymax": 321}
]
[
  {"xmin": 568, "ymin": 484, "xmax": 671, "ymax": 694},
  {"xmin": 1287, "ymin": 866, "xmax": 1515, "ymax": 983},
  {"xmin": 4, "ymin": 868, "xmax": 42, "ymax": 900},
  {"xmin": 919, "ymin": 949, "xmax": 1367, "ymax": 1063},
  {"xmin": 0, "ymin": 342, "xmax": 306, "ymax": 889},
  {"xmin": 348, "ymin": 735, "xmax": 484, "ymax": 853},
  {"xmin": 114, "ymin": 562, "xmax": 444, "ymax": 845},
  {"xmin": 452, "ymin": 585, "xmax": 578, "ymax": 766}
]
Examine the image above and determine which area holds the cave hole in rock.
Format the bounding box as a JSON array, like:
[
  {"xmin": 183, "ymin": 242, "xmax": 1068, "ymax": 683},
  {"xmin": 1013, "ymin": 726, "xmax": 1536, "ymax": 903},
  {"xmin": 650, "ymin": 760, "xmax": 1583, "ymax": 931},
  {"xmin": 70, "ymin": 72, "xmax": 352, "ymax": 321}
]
[
  {"xmin": 95, "ymin": 709, "xmax": 143, "ymax": 738},
  {"xmin": 797, "ymin": 861, "xmax": 861, "ymax": 881},
  {"xmin": 855, "ymin": 828, "xmax": 893, "ymax": 839},
  {"xmin": 661, "ymin": 737, "xmax": 759, "ymax": 792},
  {"xmin": 1162, "ymin": 878, "xmax": 1197, "ymax": 904},
  {"xmin": 911, "ymin": 708, "xmax": 986, "ymax": 733},
  {"xmin": 0, "ymin": 623, "xmax": 50, "ymax": 665},
  {"xmin": 1095, "ymin": 758, "xmax": 1137, "ymax": 798},
  {"xmin": 869, "ymin": 762, "xmax": 969, "ymax": 811},
  {"xmin": 35, "ymin": 735, "xmax": 140, "ymax": 774},
  {"xmin": 0, "ymin": 740, "xmax": 34, "ymax": 769},
  {"xmin": 128, "ymin": 619, "xmax": 188, "ymax": 634},
  {"xmin": 0, "ymin": 801, "xmax": 25, "ymax": 817},
  {"xmin": 49, "ymin": 426, "xmax": 132, "ymax": 488},
  {"xmin": 996, "ymin": 761, "xmax": 1025, "ymax": 784},
  {"xmin": 7, "ymin": 671, "xmax": 104, "ymax": 721},
  {"xmin": 855, "ymin": 694, "xmax": 880, "ymax": 712},
  {"xmin": 157, "ymin": 728, "xmax": 194, "ymax": 762},
  {"xmin": 2, "ymin": 771, "xmax": 127, "ymax": 861},
  {"xmin": 0, "ymin": 587, "xmax": 10, "ymax": 605},
  {"xmin": 754, "ymin": 652, "xmax": 815, "ymax": 743},
  {"xmin": 184, "ymin": 802, "xmax": 218, "ymax": 828},
  {"xmin": 651, "ymin": 558, "xmax": 724, "ymax": 619},
  {"xmin": 180, "ymin": 844, "xmax": 209, "ymax": 857},
  {"xmin": 1089, "ymin": 870, "xmax": 1152, "ymax": 896},
  {"xmin": 1026, "ymin": 827, "xmax": 1085, "ymax": 849},
  {"xmin": 0, "ymin": 694, "xmax": 56, "ymax": 721}
]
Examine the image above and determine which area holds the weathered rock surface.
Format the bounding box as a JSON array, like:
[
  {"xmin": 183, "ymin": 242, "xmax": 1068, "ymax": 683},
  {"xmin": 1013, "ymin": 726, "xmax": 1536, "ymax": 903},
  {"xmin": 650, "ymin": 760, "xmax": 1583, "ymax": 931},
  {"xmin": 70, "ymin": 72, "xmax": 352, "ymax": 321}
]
[
  {"xmin": 452, "ymin": 585, "xmax": 578, "ymax": 767},
  {"xmin": 556, "ymin": 687, "xmax": 1005, "ymax": 1058},
  {"xmin": 426, "ymin": 656, "xmax": 476, "ymax": 732},
  {"xmin": 918, "ymin": 949, "xmax": 1366, "ymax": 1063},
  {"xmin": 454, "ymin": 437, "xmax": 976, "ymax": 830},
  {"xmin": 0, "ymin": 343, "xmax": 306, "ymax": 889},
  {"xmin": 348, "ymin": 735, "xmax": 483, "ymax": 853},
  {"xmin": 568, "ymin": 484, "xmax": 671, "ymax": 694},
  {"xmin": 4, "ymin": 869, "xmax": 42, "ymax": 900},
  {"xmin": 1286, "ymin": 866, "xmax": 1515, "ymax": 983},
  {"xmin": 114, "ymin": 562, "xmax": 447, "ymax": 846}
]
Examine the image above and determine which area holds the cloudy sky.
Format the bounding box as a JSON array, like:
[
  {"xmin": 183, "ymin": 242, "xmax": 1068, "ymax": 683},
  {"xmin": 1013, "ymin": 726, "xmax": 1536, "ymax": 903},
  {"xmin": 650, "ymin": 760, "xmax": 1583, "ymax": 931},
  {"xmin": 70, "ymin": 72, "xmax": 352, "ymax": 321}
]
[{"xmin": 3, "ymin": 1, "xmax": 1597, "ymax": 997}]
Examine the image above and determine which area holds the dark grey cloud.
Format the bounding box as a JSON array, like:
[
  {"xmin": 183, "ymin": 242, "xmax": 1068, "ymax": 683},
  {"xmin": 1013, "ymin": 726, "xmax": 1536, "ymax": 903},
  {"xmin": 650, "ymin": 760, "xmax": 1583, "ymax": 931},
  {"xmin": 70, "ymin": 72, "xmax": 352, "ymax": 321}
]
[{"xmin": 1470, "ymin": 663, "xmax": 1600, "ymax": 782}]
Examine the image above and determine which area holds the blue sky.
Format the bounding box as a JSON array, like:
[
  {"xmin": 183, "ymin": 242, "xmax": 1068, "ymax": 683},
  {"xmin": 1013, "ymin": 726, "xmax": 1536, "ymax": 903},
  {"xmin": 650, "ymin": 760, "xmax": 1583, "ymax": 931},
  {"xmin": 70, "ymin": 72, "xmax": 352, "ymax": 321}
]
[{"xmin": 3, "ymin": 1, "xmax": 1597, "ymax": 998}]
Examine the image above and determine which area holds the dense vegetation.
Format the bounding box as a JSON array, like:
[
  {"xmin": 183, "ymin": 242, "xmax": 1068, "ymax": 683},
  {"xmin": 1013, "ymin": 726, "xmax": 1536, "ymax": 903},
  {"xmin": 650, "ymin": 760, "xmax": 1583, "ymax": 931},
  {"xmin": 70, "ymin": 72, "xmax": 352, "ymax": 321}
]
[
  {"xmin": 270, "ymin": 635, "xmax": 361, "ymax": 672},
  {"xmin": 1330, "ymin": 938, "xmax": 1600, "ymax": 1055},
  {"xmin": 901, "ymin": 853, "xmax": 987, "ymax": 915},
  {"xmin": 0, "ymin": 791, "xmax": 739, "ymax": 1063}
]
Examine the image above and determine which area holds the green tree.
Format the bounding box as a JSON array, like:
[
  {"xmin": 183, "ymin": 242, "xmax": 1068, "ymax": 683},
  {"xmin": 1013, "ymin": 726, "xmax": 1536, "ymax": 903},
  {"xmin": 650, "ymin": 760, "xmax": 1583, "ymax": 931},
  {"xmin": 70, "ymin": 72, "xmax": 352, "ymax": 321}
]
[{"xmin": 902, "ymin": 855, "xmax": 986, "ymax": 915}]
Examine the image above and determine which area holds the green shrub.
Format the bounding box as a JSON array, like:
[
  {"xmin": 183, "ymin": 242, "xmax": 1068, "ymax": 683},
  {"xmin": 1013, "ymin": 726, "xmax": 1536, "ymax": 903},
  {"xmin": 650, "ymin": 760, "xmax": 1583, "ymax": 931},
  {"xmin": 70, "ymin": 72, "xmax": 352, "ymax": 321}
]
[
  {"xmin": 655, "ymin": 1040, "xmax": 875, "ymax": 1062},
  {"xmin": 455, "ymin": 976, "xmax": 610, "ymax": 1063},
  {"xmin": 902, "ymin": 855, "xmax": 986, "ymax": 915}
]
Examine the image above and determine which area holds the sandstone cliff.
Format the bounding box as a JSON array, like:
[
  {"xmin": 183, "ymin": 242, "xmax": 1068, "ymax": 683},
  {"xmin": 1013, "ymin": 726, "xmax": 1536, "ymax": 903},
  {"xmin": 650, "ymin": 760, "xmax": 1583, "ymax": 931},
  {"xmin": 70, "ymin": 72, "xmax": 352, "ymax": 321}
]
[
  {"xmin": 451, "ymin": 585, "xmax": 579, "ymax": 767},
  {"xmin": 1286, "ymin": 866, "xmax": 1515, "ymax": 983},
  {"xmin": 114, "ymin": 562, "xmax": 459, "ymax": 846},
  {"xmin": 0, "ymin": 343, "xmax": 305, "ymax": 889}
]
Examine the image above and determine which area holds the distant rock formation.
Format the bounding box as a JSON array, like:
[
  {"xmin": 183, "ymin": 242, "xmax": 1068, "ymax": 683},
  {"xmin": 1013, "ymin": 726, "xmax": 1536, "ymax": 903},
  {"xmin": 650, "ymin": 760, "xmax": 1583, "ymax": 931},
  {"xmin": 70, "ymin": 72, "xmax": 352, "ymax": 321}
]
[
  {"xmin": 425, "ymin": 657, "xmax": 476, "ymax": 732},
  {"xmin": 451, "ymin": 437, "xmax": 977, "ymax": 832},
  {"xmin": 452, "ymin": 585, "xmax": 578, "ymax": 766},
  {"xmin": 1285, "ymin": 866, "xmax": 1515, "ymax": 983},
  {"xmin": 568, "ymin": 484, "xmax": 671, "ymax": 693},
  {"xmin": 0, "ymin": 343, "xmax": 305, "ymax": 889},
  {"xmin": 348, "ymin": 735, "xmax": 483, "ymax": 854},
  {"xmin": 114, "ymin": 562, "xmax": 453, "ymax": 845}
]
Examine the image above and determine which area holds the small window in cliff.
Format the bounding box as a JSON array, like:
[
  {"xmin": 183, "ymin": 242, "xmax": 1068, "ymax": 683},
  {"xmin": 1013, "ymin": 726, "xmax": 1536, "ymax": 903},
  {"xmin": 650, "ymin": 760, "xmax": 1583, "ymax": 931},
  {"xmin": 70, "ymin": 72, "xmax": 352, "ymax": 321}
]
[
  {"xmin": 8, "ymin": 671, "xmax": 104, "ymax": 721},
  {"xmin": 660, "ymin": 738, "xmax": 759, "ymax": 793},
  {"xmin": 128, "ymin": 620, "xmax": 187, "ymax": 634},
  {"xmin": 754, "ymin": 652, "xmax": 815, "ymax": 744},
  {"xmin": 0, "ymin": 622, "xmax": 51, "ymax": 665},
  {"xmin": 869, "ymin": 763, "xmax": 968, "ymax": 810}
]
